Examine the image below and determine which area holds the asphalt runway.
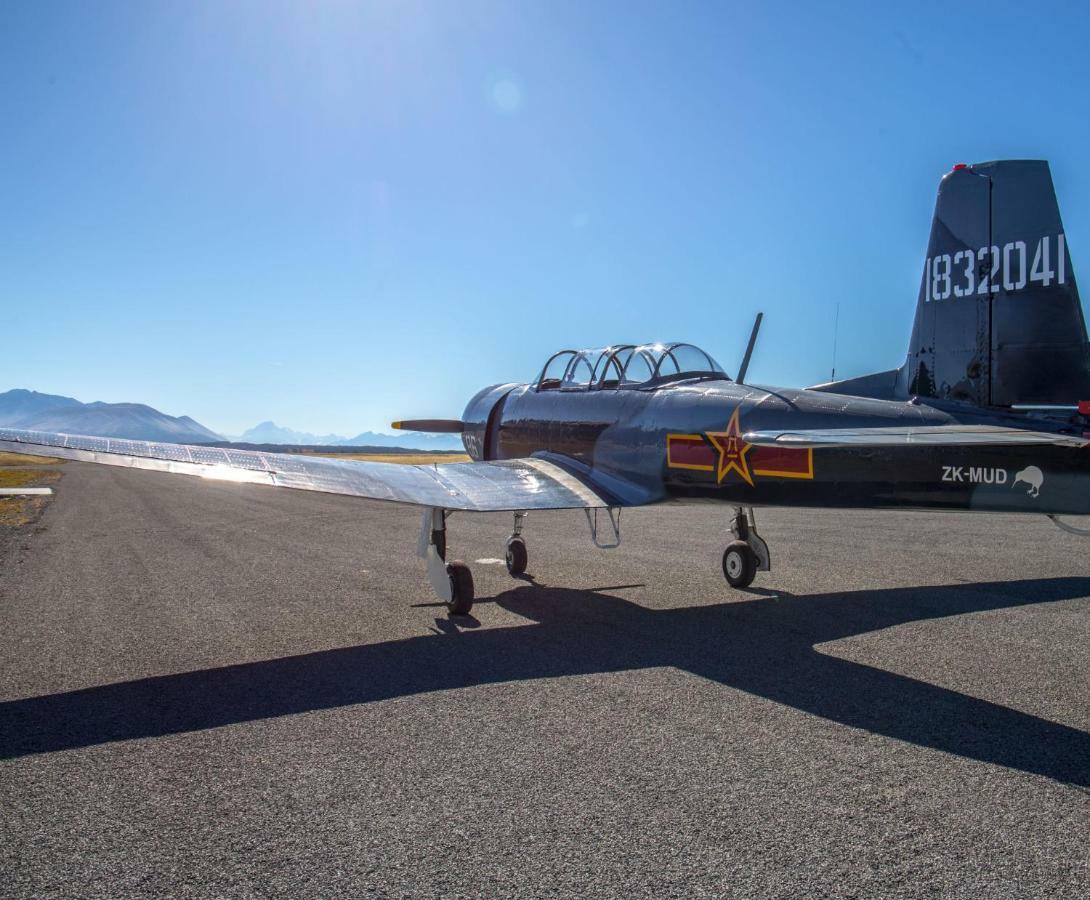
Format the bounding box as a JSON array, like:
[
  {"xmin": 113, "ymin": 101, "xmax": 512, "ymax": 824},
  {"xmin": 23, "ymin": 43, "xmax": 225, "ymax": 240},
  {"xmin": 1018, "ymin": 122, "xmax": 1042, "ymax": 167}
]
[{"xmin": 1, "ymin": 461, "xmax": 1088, "ymax": 897}]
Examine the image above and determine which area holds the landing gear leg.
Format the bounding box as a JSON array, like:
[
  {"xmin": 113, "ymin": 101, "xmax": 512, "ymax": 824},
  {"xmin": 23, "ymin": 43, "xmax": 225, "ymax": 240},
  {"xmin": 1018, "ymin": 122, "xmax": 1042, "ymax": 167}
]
[
  {"xmin": 418, "ymin": 508, "xmax": 474, "ymax": 615},
  {"xmin": 505, "ymin": 511, "xmax": 528, "ymax": 576},
  {"xmin": 722, "ymin": 506, "xmax": 771, "ymax": 589}
]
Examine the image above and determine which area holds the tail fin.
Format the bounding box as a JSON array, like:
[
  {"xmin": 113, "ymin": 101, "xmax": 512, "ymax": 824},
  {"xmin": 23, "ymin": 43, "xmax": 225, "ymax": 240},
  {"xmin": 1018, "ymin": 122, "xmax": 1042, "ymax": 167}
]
[{"xmin": 900, "ymin": 159, "xmax": 1090, "ymax": 407}]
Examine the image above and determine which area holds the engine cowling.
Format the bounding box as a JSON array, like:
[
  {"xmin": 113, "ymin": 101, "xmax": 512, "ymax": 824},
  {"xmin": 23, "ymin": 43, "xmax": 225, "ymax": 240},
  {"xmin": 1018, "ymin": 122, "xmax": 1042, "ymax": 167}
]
[{"xmin": 461, "ymin": 383, "xmax": 520, "ymax": 460}]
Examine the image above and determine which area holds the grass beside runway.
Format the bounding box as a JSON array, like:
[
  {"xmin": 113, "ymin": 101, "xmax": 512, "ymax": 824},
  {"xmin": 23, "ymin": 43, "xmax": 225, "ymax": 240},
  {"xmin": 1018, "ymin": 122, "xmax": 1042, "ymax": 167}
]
[
  {"xmin": 0, "ymin": 470, "xmax": 62, "ymax": 489},
  {"xmin": 0, "ymin": 454, "xmax": 62, "ymax": 526},
  {"xmin": 0, "ymin": 451, "xmax": 65, "ymax": 466}
]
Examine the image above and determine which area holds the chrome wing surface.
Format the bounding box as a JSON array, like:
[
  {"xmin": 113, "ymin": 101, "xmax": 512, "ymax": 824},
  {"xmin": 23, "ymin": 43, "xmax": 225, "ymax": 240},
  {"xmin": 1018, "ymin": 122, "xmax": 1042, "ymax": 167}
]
[
  {"xmin": 0, "ymin": 428, "xmax": 626, "ymax": 512},
  {"xmin": 743, "ymin": 424, "xmax": 1090, "ymax": 449}
]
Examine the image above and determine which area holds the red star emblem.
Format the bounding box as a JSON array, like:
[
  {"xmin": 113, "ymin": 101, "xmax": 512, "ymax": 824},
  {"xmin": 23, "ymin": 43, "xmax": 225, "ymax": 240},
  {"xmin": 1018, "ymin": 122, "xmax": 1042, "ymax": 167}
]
[{"xmin": 706, "ymin": 407, "xmax": 754, "ymax": 485}]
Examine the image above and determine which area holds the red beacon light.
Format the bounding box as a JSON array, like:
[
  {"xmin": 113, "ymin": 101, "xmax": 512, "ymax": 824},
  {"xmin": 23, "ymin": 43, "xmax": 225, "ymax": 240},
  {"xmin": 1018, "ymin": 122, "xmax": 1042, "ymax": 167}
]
[
  {"xmin": 1078, "ymin": 400, "xmax": 1090, "ymax": 416},
  {"xmin": 952, "ymin": 163, "xmax": 969, "ymax": 171}
]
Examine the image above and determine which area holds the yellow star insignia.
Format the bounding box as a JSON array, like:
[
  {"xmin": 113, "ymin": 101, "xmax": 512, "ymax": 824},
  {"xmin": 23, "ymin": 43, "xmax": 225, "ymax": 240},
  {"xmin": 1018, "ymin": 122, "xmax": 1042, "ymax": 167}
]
[{"xmin": 706, "ymin": 407, "xmax": 754, "ymax": 486}]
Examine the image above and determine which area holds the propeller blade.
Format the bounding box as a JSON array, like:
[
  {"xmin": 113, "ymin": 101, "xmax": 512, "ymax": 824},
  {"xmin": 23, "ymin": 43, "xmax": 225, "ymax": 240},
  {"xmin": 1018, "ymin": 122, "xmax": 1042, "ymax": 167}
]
[{"xmin": 391, "ymin": 419, "xmax": 465, "ymax": 433}]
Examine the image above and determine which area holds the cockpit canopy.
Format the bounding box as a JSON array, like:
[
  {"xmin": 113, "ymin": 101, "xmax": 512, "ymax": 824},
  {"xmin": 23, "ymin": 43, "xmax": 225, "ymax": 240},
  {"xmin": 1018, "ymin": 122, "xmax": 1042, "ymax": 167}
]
[{"xmin": 535, "ymin": 343, "xmax": 728, "ymax": 391}]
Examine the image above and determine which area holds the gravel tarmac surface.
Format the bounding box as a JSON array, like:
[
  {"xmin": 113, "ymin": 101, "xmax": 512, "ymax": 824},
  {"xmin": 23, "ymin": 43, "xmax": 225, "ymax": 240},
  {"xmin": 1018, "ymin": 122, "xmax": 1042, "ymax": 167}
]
[{"xmin": 1, "ymin": 461, "xmax": 1089, "ymax": 897}]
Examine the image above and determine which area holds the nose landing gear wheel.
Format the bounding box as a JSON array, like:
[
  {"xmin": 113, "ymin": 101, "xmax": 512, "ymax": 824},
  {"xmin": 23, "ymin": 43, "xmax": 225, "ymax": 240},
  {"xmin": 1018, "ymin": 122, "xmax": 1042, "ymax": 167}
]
[
  {"xmin": 722, "ymin": 541, "xmax": 757, "ymax": 589},
  {"xmin": 505, "ymin": 537, "xmax": 528, "ymax": 576},
  {"xmin": 446, "ymin": 561, "xmax": 474, "ymax": 615}
]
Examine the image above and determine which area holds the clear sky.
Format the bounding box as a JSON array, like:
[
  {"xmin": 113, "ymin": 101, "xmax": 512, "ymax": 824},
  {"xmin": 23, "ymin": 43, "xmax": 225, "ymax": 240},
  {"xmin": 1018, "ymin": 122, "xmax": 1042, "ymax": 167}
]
[{"xmin": 3, "ymin": 0, "xmax": 1089, "ymax": 436}]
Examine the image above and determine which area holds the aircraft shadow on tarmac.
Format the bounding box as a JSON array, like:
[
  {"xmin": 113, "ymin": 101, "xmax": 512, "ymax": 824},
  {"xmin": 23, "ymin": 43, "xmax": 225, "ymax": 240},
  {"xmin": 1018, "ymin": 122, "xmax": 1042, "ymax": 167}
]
[{"xmin": 2, "ymin": 577, "xmax": 1089, "ymax": 787}]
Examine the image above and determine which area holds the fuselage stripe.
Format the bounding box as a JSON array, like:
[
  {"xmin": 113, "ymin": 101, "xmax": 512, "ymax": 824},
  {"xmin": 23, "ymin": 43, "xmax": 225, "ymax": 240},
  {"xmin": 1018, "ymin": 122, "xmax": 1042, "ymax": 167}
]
[{"xmin": 667, "ymin": 434, "xmax": 716, "ymax": 471}]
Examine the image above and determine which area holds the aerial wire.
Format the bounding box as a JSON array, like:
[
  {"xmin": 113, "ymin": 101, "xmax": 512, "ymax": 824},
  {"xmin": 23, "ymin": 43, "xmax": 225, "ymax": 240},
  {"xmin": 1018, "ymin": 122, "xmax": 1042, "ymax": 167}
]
[{"xmin": 830, "ymin": 302, "xmax": 840, "ymax": 382}]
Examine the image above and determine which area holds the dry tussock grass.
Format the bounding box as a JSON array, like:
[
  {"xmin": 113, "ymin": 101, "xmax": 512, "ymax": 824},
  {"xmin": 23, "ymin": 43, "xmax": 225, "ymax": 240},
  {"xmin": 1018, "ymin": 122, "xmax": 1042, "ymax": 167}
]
[
  {"xmin": 0, "ymin": 451, "xmax": 65, "ymax": 465},
  {"xmin": 0, "ymin": 469, "xmax": 62, "ymax": 488},
  {"xmin": 0, "ymin": 496, "xmax": 48, "ymax": 526},
  {"xmin": 0, "ymin": 456, "xmax": 62, "ymax": 526}
]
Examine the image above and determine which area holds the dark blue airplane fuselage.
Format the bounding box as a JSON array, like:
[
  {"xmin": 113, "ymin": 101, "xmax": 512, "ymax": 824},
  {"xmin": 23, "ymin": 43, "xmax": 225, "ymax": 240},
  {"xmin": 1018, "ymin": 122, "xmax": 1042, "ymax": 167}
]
[{"xmin": 461, "ymin": 379, "xmax": 1090, "ymax": 516}]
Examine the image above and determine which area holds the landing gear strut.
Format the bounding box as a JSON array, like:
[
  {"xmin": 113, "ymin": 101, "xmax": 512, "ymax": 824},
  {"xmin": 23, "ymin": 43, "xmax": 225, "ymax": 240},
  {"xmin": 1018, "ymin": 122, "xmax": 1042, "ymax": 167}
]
[
  {"xmin": 419, "ymin": 508, "xmax": 474, "ymax": 615},
  {"xmin": 505, "ymin": 511, "xmax": 528, "ymax": 576},
  {"xmin": 722, "ymin": 506, "xmax": 770, "ymax": 589}
]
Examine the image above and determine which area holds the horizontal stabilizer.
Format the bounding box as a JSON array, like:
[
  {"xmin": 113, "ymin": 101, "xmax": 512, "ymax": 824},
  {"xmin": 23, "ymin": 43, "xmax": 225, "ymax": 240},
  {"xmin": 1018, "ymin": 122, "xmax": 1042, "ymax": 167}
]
[
  {"xmin": 391, "ymin": 419, "xmax": 465, "ymax": 433},
  {"xmin": 743, "ymin": 425, "xmax": 1089, "ymax": 449}
]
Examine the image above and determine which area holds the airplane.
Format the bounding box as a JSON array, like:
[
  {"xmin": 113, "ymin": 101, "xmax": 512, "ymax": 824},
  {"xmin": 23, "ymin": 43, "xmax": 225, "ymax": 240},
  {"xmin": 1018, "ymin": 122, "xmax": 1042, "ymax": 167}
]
[{"xmin": 3, "ymin": 159, "xmax": 1089, "ymax": 617}]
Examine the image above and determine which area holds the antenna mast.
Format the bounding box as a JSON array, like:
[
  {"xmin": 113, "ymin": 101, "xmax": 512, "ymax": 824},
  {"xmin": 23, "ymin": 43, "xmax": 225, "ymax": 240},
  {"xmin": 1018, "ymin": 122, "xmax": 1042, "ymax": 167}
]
[{"xmin": 736, "ymin": 312, "xmax": 763, "ymax": 385}]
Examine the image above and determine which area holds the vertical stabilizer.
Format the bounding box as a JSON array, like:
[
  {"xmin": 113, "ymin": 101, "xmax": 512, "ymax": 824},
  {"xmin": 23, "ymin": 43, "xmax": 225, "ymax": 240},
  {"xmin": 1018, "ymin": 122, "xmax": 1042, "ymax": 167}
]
[{"xmin": 900, "ymin": 160, "xmax": 1090, "ymax": 407}]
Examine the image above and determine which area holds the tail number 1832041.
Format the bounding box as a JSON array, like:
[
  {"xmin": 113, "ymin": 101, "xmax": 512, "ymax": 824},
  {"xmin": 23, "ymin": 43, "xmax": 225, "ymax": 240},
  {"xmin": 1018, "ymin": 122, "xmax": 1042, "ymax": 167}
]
[{"xmin": 925, "ymin": 234, "xmax": 1066, "ymax": 302}]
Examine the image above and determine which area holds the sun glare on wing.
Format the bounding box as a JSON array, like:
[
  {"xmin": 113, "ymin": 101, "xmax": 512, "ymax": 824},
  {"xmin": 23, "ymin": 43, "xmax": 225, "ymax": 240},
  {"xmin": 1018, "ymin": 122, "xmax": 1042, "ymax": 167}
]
[{"xmin": 197, "ymin": 466, "xmax": 260, "ymax": 483}]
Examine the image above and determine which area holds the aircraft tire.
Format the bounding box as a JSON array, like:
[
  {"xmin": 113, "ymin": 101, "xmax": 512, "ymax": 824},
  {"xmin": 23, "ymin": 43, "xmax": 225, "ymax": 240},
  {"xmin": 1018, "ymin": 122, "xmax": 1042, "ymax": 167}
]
[
  {"xmin": 722, "ymin": 541, "xmax": 757, "ymax": 588},
  {"xmin": 505, "ymin": 537, "xmax": 528, "ymax": 575},
  {"xmin": 446, "ymin": 561, "xmax": 474, "ymax": 615}
]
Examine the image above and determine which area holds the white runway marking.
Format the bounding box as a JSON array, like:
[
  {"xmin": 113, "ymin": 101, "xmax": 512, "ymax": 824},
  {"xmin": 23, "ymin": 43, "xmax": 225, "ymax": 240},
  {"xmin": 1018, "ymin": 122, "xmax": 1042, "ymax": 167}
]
[
  {"xmin": 475, "ymin": 558, "xmax": 504, "ymax": 565},
  {"xmin": 0, "ymin": 488, "xmax": 53, "ymax": 495}
]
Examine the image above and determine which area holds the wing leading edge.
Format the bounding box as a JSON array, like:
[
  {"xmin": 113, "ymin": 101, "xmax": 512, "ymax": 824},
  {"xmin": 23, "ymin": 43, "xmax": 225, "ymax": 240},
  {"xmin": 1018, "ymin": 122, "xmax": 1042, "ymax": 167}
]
[{"xmin": 0, "ymin": 427, "xmax": 623, "ymax": 512}]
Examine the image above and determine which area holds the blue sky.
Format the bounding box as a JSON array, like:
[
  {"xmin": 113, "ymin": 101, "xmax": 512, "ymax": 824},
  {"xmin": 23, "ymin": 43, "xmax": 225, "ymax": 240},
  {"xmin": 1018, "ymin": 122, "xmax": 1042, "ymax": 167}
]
[{"xmin": 3, "ymin": 0, "xmax": 1089, "ymax": 436}]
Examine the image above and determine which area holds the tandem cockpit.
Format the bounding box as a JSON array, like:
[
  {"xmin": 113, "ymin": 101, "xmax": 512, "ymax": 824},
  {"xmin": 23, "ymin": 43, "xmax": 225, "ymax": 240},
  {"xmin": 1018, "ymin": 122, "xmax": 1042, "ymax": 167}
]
[{"xmin": 534, "ymin": 343, "xmax": 729, "ymax": 391}]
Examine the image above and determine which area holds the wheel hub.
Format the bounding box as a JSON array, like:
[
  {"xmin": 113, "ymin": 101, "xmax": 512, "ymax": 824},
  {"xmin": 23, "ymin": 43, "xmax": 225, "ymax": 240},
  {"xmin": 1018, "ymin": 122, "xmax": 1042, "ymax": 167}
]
[{"xmin": 726, "ymin": 552, "xmax": 742, "ymax": 578}]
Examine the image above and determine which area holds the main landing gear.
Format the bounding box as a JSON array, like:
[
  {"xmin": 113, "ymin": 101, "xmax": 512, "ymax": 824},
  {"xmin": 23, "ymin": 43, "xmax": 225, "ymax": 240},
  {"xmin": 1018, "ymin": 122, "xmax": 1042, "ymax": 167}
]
[
  {"xmin": 722, "ymin": 506, "xmax": 770, "ymax": 589},
  {"xmin": 419, "ymin": 509, "xmax": 531, "ymax": 615},
  {"xmin": 419, "ymin": 508, "xmax": 475, "ymax": 615},
  {"xmin": 505, "ymin": 511, "xmax": 528, "ymax": 576}
]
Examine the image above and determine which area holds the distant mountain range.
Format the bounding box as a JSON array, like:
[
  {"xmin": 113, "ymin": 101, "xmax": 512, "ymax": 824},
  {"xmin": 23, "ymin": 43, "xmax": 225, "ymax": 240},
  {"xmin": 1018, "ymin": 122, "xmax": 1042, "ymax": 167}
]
[
  {"xmin": 234, "ymin": 421, "xmax": 463, "ymax": 451},
  {"xmin": 0, "ymin": 390, "xmax": 463, "ymax": 451},
  {"xmin": 0, "ymin": 389, "xmax": 222, "ymax": 444}
]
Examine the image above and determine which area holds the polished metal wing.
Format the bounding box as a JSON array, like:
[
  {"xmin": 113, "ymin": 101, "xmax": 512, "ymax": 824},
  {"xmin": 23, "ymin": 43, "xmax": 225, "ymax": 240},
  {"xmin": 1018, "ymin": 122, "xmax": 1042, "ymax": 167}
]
[
  {"xmin": 743, "ymin": 424, "xmax": 1090, "ymax": 449},
  {"xmin": 0, "ymin": 427, "xmax": 630, "ymax": 512}
]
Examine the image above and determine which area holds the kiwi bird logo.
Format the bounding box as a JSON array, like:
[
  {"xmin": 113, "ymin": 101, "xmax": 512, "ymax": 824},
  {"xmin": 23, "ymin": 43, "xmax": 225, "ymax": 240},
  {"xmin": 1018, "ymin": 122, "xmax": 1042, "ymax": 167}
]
[{"xmin": 1012, "ymin": 466, "xmax": 1044, "ymax": 498}]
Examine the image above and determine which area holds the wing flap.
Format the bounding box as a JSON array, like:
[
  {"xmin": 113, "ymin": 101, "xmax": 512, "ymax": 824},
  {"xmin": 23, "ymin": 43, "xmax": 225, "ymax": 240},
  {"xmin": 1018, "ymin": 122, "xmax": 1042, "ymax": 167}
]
[
  {"xmin": 0, "ymin": 427, "xmax": 620, "ymax": 512},
  {"xmin": 742, "ymin": 424, "xmax": 1090, "ymax": 449}
]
